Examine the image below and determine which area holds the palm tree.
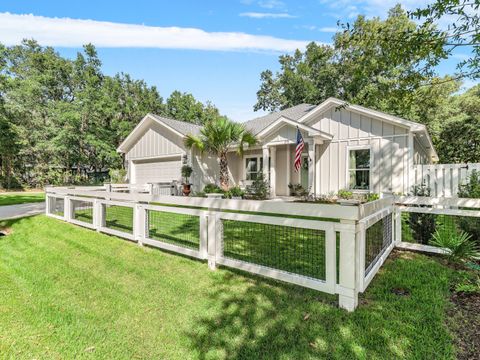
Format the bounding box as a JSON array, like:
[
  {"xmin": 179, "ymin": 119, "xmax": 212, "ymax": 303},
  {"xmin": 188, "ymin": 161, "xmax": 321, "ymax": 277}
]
[{"xmin": 184, "ymin": 116, "xmax": 257, "ymax": 190}]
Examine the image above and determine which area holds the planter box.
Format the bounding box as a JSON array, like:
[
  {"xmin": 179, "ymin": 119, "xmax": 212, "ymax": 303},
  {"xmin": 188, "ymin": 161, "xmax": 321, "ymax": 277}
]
[
  {"xmin": 337, "ymin": 199, "xmax": 360, "ymax": 206},
  {"xmin": 206, "ymin": 193, "xmax": 224, "ymax": 199}
]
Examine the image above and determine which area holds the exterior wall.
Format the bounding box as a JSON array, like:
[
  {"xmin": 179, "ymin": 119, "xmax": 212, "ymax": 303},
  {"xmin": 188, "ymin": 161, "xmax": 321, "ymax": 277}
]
[
  {"xmin": 307, "ymin": 107, "xmax": 410, "ymax": 195},
  {"xmin": 413, "ymin": 136, "xmax": 430, "ymax": 165},
  {"xmin": 125, "ymin": 122, "xmax": 185, "ymax": 161}
]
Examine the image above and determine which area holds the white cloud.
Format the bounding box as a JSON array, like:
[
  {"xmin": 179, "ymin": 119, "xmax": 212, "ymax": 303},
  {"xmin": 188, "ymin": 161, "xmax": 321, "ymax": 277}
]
[
  {"xmin": 258, "ymin": 0, "xmax": 285, "ymax": 9},
  {"xmin": 301, "ymin": 25, "xmax": 338, "ymax": 33},
  {"xmin": 240, "ymin": 12, "xmax": 296, "ymax": 18},
  {"xmin": 0, "ymin": 12, "xmax": 308, "ymax": 52}
]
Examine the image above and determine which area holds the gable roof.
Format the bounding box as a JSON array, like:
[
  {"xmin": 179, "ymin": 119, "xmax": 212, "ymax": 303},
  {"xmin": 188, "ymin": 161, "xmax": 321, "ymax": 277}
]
[
  {"xmin": 117, "ymin": 113, "xmax": 201, "ymax": 153},
  {"xmin": 118, "ymin": 99, "xmax": 437, "ymax": 162},
  {"xmin": 149, "ymin": 114, "xmax": 202, "ymax": 136},
  {"xmin": 243, "ymin": 103, "xmax": 316, "ymax": 135}
]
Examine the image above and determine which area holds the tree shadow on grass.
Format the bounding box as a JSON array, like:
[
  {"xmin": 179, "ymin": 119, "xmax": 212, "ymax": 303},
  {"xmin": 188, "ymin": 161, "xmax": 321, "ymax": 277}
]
[{"xmin": 186, "ymin": 254, "xmax": 455, "ymax": 360}]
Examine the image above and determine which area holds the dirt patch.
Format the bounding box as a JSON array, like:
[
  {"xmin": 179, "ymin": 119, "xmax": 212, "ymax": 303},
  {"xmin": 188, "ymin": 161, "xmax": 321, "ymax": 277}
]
[
  {"xmin": 0, "ymin": 227, "xmax": 12, "ymax": 236},
  {"xmin": 448, "ymin": 291, "xmax": 480, "ymax": 360},
  {"xmin": 391, "ymin": 287, "xmax": 410, "ymax": 297}
]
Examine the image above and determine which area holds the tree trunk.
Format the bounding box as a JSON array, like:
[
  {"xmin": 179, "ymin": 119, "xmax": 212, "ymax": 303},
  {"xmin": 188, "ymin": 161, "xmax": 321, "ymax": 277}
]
[{"xmin": 219, "ymin": 151, "xmax": 229, "ymax": 191}]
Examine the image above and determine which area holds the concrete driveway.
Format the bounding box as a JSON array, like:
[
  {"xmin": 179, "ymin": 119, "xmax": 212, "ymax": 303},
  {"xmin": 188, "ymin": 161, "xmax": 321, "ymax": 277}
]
[{"xmin": 0, "ymin": 202, "xmax": 46, "ymax": 220}]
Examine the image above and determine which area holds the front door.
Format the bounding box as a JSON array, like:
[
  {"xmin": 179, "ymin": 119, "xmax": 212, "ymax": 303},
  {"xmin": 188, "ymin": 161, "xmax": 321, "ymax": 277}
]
[{"xmin": 300, "ymin": 155, "xmax": 309, "ymax": 189}]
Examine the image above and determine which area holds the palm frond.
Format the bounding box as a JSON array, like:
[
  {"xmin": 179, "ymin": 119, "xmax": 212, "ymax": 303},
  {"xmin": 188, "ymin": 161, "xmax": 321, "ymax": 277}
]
[{"xmin": 184, "ymin": 134, "xmax": 205, "ymax": 152}]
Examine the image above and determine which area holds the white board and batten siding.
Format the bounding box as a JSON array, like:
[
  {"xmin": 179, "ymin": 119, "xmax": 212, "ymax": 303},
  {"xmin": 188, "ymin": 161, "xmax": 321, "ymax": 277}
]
[
  {"xmin": 307, "ymin": 107, "xmax": 410, "ymax": 195},
  {"xmin": 414, "ymin": 163, "xmax": 480, "ymax": 197},
  {"xmin": 125, "ymin": 124, "xmax": 186, "ymax": 184}
]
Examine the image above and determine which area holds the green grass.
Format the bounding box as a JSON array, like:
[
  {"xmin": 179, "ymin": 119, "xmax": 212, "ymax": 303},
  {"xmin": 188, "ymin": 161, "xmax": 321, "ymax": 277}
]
[
  {"xmin": 0, "ymin": 192, "xmax": 45, "ymax": 206},
  {"xmin": 0, "ymin": 215, "xmax": 460, "ymax": 359}
]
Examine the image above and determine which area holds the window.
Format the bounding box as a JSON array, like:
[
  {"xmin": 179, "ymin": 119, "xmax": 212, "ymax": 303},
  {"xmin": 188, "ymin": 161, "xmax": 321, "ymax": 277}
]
[
  {"xmin": 348, "ymin": 147, "xmax": 371, "ymax": 190},
  {"xmin": 245, "ymin": 156, "xmax": 270, "ymax": 181}
]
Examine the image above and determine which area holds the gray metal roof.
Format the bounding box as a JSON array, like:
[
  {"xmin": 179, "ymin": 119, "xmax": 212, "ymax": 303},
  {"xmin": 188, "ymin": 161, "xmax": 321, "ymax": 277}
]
[
  {"xmin": 149, "ymin": 103, "xmax": 316, "ymax": 137},
  {"xmin": 149, "ymin": 113, "xmax": 203, "ymax": 136},
  {"xmin": 242, "ymin": 103, "xmax": 316, "ymax": 135}
]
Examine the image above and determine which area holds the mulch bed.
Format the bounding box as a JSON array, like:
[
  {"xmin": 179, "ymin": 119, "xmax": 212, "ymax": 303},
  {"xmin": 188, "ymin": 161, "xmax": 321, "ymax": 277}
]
[{"xmin": 448, "ymin": 291, "xmax": 480, "ymax": 360}]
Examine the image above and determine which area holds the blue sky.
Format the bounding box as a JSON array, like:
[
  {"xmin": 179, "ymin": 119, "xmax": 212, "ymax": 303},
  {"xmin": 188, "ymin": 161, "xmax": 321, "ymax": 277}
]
[{"xmin": 0, "ymin": 0, "xmax": 475, "ymax": 121}]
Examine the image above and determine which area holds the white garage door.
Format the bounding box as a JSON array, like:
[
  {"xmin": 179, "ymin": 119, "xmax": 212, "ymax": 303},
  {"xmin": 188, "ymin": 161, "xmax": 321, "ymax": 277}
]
[{"xmin": 133, "ymin": 158, "xmax": 181, "ymax": 184}]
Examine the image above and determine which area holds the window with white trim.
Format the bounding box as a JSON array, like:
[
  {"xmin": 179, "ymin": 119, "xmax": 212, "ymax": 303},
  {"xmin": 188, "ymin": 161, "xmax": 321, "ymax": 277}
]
[
  {"xmin": 348, "ymin": 147, "xmax": 371, "ymax": 190},
  {"xmin": 245, "ymin": 156, "xmax": 270, "ymax": 181}
]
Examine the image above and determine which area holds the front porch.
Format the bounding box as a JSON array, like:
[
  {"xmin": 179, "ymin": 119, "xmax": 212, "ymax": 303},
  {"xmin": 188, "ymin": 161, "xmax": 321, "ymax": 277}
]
[{"xmin": 238, "ymin": 139, "xmax": 326, "ymax": 197}]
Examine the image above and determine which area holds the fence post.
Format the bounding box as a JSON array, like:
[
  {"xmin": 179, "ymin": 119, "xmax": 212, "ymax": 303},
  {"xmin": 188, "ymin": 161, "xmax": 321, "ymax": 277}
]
[
  {"xmin": 394, "ymin": 208, "xmax": 402, "ymax": 245},
  {"xmin": 199, "ymin": 214, "xmax": 208, "ymax": 259},
  {"xmin": 93, "ymin": 200, "xmax": 105, "ymax": 231},
  {"xmin": 337, "ymin": 220, "xmax": 359, "ymax": 312},
  {"xmin": 207, "ymin": 210, "xmax": 219, "ymax": 270},
  {"xmin": 64, "ymin": 195, "xmax": 72, "ymax": 222},
  {"xmin": 45, "ymin": 194, "xmax": 51, "ymax": 215},
  {"xmin": 134, "ymin": 203, "xmax": 146, "ymax": 246}
]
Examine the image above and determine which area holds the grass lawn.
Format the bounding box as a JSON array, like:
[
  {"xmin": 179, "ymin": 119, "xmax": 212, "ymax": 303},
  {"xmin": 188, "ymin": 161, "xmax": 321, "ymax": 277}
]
[
  {"xmin": 0, "ymin": 215, "xmax": 464, "ymax": 359},
  {"xmin": 0, "ymin": 192, "xmax": 45, "ymax": 206}
]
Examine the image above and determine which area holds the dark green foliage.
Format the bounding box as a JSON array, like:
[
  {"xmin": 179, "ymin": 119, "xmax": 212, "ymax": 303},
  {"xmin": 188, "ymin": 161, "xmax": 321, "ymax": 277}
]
[
  {"xmin": 245, "ymin": 172, "xmax": 270, "ymax": 200},
  {"xmin": 431, "ymin": 227, "xmax": 480, "ymax": 263},
  {"xmin": 181, "ymin": 165, "xmax": 193, "ymax": 184},
  {"xmin": 409, "ymin": 183, "xmax": 436, "ymax": 244},
  {"xmin": 288, "ymin": 183, "xmax": 307, "ymax": 196},
  {"xmin": 437, "ymin": 86, "xmax": 480, "ymax": 163},
  {"xmin": 203, "ymin": 183, "xmax": 223, "ymax": 194},
  {"xmin": 0, "ymin": 40, "xmax": 220, "ymax": 189},
  {"xmin": 457, "ymin": 170, "xmax": 480, "ymax": 245},
  {"xmin": 224, "ymin": 186, "xmax": 245, "ymax": 199},
  {"xmin": 108, "ymin": 169, "xmax": 126, "ymax": 184}
]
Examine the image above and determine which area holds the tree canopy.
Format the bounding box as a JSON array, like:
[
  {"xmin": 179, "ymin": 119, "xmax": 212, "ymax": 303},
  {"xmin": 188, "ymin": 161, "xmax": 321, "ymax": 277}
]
[
  {"xmin": 254, "ymin": 4, "xmax": 479, "ymax": 161},
  {"xmin": 0, "ymin": 40, "xmax": 221, "ymax": 188}
]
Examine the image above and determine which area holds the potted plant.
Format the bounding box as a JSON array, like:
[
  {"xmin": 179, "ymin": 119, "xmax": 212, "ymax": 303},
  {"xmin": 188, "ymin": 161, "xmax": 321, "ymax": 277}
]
[
  {"xmin": 227, "ymin": 186, "xmax": 245, "ymax": 200},
  {"xmin": 203, "ymin": 183, "xmax": 224, "ymax": 198},
  {"xmin": 181, "ymin": 165, "xmax": 193, "ymax": 196}
]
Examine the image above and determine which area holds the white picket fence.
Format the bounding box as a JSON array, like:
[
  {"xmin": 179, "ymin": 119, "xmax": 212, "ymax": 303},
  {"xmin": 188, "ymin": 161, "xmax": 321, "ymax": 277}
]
[
  {"xmin": 414, "ymin": 163, "xmax": 480, "ymax": 197},
  {"xmin": 45, "ymin": 186, "xmax": 396, "ymax": 312}
]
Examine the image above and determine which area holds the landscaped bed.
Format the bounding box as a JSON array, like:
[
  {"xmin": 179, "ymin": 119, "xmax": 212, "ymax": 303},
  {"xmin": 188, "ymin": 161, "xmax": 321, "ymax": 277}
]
[
  {"xmin": 0, "ymin": 215, "xmax": 478, "ymax": 359},
  {"xmin": 0, "ymin": 192, "xmax": 45, "ymax": 206}
]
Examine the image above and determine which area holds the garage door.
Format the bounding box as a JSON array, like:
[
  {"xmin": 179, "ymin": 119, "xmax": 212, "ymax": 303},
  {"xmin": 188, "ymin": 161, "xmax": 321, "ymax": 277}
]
[{"xmin": 133, "ymin": 158, "xmax": 181, "ymax": 184}]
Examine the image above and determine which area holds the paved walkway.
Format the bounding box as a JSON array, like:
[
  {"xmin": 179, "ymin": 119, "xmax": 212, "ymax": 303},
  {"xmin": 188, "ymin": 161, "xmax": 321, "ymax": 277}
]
[{"xmin": 0, "ymin": 202, "xmax": 46, "ymax": 220}]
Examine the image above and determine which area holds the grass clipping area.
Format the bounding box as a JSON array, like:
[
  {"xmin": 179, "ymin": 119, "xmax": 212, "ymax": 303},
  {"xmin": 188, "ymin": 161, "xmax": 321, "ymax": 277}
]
[
  {"xmin": 0, "ymin": 215, "xmax": 466, "ymax": 359},
  {"xmin": 0, "ymin": 192, "xmax": 45, "ymax": 206}
]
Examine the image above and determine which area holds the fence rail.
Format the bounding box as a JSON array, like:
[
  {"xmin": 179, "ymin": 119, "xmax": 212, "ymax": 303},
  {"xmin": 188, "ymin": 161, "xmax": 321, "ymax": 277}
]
[{"xmin": 45, "ymin": 186, "xmax": 402, "ymax": 312}]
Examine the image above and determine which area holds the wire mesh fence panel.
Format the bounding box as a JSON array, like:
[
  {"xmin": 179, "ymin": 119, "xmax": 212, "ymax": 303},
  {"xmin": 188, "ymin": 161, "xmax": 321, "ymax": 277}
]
[
  {"xmin": 222, "ymin": 220, "xmax": 327, "ymax": 280},
  {"xmin": 49, "ymin": 197, "xmax": 64, "ymax": 217},
  {"xmin": 147, "ymin": 210, "xmax": 200, "ymax": 249},
  {"xmin": 365, "ymin": 214, "xmax": 392, "ymax": 274},
  {"xmin": 105, "ymin": 205, "xmax": 134, "ymax": 234},
  {"xmin": 402, "ymin": 212, "xmax": 480, "ymax": 247},
  {"xmin": 72, "ymin": 199, "xmax": 94, "ymax": 224}
]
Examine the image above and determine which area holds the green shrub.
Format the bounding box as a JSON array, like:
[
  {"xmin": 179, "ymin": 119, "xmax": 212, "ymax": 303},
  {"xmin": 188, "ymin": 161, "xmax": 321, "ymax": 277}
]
[
  {"xmin": 109, "ymin": 169, "xmax": 127, "ymax": 184},
  {"xmin": 203, "ymin": 183, "xmax": 223, "ymax": 194},
  {"xmin": 288, "ymin": 183, "xmax": 307, "ymax": 196},
  {"xmin": 181, "ymin": 165, "xmax": 193, "ymax": 184},
  {"xmin": 225, "ymin": 186, "xmax": 244, "ymax": 198},
  {"xmin": 408, "ymin": 183, "xmax": 436, "ymax": 244},
  {"xmin": 430, "ymin": 228, "xmax": 480, "ymax": 263},
  {"xmin": 337, "ymin": 189, "xmax": 353, "ymax": 200},
  {"xmin": 365, "ymin": 193, "xmax": 380, "ymax": 202},
  {"xmin": 245, "ymin": 172, "xmax": 269, "ymax": 200},
  {"xmin": 457, "ymin": 170, "xmax": 480, "ymax": 245}
]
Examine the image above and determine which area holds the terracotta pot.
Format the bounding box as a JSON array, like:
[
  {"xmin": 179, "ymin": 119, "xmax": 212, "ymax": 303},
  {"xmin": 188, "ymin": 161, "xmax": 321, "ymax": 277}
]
[{"xmin": 182, "ymin": 183, "xmax": 191, "ymax": 196}]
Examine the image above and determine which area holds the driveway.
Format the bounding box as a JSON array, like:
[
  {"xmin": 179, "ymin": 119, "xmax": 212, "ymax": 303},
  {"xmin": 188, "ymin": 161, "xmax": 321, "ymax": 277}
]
[{"xmin": 0, "ymin": 202, "xmax": 45, "ymax": 220}]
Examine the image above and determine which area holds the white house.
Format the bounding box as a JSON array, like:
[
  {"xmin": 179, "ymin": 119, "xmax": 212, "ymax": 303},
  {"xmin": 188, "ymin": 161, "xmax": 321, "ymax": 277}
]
[{"xmin": 117, "ymin": 97, "xmax": 437, "ymax": 196}]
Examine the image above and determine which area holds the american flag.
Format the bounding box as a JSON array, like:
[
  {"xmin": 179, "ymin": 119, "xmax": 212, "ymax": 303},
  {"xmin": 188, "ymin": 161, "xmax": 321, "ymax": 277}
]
[{"xmin": 294, "ymin": 128, "xmax": 305, "ymax": 172}]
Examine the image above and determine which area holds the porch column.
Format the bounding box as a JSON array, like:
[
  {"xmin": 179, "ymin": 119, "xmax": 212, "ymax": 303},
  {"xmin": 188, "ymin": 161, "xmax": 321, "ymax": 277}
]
[
  {"xmin": 286, "ymin": 144, "xmax": 291, "ymax": 191},
  {"xmin": 262, "ymin": 145, "xmax": 269, "ymax": 181},
  {"xmin": 270, "ymin": 147, "xmax": 276, "ymax": 197},
  {"xmin": 308, "ymin": 139, "xmax": 315, "ymax": 195}
]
